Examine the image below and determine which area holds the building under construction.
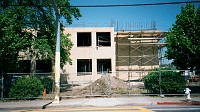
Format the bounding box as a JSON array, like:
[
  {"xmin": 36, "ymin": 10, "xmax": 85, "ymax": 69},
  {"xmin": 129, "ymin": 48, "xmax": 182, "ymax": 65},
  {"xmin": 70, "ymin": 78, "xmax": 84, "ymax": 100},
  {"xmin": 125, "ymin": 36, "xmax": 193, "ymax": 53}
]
[
  {"xmin": 115, "ymin": 30, "xmax": 167, "ymax": 80},
  {"xmin": 62, "ymin": 24, "xmax": 167, "ymax": 82}
]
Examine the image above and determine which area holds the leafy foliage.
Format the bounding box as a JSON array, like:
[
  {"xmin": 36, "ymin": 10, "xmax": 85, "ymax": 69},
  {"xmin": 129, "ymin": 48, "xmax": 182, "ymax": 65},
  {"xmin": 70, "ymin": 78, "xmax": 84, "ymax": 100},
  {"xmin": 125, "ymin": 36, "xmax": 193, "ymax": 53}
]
[
  {"xmin": 166, "ymin": 3, "xmax": 200, "ymax": 70},
  {"xmin": 143, "ymin": 68, "xmax": 185, "ymax": 94},
  {"xmin": 61, "ymin": 33, "xmax": 73, "ymax": 66},
  {"xmin": 0, "ymin": 0, "xmax": 81, "ymax": 72},
  {"xmin": 39, "ymin": 77, "xmax": 53, "ymax": 94},
  {"xmin": 0, "ymin": 5, "xmax": 32, "ymax": 72},
  {"xmin": 0, "ymin": 0, "xmax": 80, "ymax": 97},
  {"xmin": 9, "ymin": 76, "xmax": 44, "ymax": 99}
]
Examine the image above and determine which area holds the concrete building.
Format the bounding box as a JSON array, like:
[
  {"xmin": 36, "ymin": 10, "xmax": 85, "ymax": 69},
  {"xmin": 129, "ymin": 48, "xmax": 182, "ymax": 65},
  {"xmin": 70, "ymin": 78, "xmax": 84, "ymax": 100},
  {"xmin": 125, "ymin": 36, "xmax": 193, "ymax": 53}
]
[
  {"xmin": 62, "ymin": 27, "xmax": 166, "ymax": 83},
  {"xmin": 63, "ymin": 27, "xmax": 116, "ymax": 82}
]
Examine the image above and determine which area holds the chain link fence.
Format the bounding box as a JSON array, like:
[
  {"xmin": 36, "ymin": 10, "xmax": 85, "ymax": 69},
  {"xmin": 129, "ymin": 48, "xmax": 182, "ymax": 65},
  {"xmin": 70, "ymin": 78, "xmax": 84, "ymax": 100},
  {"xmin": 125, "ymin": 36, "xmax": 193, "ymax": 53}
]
[{"xmin": 1, "ymin": 70, "xmax": 200, "ymax": 100}]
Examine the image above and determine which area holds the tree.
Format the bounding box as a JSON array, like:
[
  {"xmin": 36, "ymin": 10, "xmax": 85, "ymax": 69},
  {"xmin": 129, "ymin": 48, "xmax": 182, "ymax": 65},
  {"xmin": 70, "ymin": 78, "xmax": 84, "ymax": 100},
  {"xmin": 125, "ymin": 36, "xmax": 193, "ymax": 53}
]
[
  {"xmin": 0, "ymin": 0, "xmax": 81, "ymax": 96},
  {"xmin": 166, "ymin": 3, "xmax": 200, "ymax": 70},
  {"xmin": 0, "ymin": 0, "xmax": 81, "ymax": 73}
]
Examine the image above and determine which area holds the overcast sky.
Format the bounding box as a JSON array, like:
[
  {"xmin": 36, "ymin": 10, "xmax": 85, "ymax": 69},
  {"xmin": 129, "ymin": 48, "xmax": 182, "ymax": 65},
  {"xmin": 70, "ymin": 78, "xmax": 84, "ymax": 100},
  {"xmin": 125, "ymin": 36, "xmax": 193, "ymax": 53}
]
[{"xmin": 67, "ymin": 0, "xmax": 199, "ymax": 31}]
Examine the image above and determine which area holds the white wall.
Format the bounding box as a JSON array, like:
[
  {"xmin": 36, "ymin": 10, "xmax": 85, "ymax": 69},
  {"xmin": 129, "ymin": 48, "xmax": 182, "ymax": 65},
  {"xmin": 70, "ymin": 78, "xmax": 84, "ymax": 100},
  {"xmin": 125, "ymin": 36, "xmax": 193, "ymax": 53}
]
[{"xmin": 63, "ymin": 27, "xmax": 116, "ymax": 83}]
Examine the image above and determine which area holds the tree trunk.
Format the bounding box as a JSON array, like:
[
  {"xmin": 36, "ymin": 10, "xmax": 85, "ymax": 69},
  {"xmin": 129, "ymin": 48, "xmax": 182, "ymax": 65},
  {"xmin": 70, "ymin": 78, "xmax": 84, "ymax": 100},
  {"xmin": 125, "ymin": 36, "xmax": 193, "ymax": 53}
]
[
  {"xmin": 51, "ymin": 59, "xmax": 55, "ymax": 74},
  {"xmin": 30, "ymin": 48, "xmax": 36, "ymax": 75},
  {"xmin": 30, "ymin": 56, "xmax": 36, "ymax": 74}
]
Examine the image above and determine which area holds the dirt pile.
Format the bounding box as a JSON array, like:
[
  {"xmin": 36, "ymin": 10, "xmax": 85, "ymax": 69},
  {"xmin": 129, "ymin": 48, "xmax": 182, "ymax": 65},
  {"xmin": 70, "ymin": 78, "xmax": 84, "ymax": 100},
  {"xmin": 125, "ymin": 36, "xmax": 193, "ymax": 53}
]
[{"xmin": 78, "ymin": 75, "xmax": 128, "ymax": 95}]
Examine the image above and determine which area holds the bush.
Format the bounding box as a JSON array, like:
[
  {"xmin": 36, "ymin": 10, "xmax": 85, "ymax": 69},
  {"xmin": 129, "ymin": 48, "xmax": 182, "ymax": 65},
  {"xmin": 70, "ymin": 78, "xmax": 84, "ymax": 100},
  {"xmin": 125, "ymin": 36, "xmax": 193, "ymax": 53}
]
[
  {"xmin": 9, "ymin": 76, "xmax": 44, "ymax": 99},
  {"xmin": 143, "ymin": 68, "xmax": 185, "ymax": 94},
  {"xmin": 39, "ymin": 77, "xmax": 53, "ymax": 94}
]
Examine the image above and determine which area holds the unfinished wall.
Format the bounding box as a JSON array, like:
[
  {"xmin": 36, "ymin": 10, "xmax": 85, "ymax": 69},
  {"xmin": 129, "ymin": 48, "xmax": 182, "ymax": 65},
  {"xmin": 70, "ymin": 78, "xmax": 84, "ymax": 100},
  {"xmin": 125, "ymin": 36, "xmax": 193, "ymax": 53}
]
[
  {"xmin": 115, "ymin": 30, "xmax": 166, "ymax": 80},
  {"xmin": 63, "ymin": 27, "xmax": 116, "ymax": 83}
]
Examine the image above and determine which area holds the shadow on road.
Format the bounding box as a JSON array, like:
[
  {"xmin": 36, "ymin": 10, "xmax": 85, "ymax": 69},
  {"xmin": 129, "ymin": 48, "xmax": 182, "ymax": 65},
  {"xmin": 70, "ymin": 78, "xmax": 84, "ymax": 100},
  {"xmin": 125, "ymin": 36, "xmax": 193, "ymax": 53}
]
[{"xmin": 42, "ymin": 101, "xmax": 52, "ymax": 109}]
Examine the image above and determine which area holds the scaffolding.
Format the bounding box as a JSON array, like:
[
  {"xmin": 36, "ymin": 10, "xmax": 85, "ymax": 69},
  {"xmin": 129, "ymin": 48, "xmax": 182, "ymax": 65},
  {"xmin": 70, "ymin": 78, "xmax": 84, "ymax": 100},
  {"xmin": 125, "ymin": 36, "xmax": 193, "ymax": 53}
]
[{"xmin": 115, "ymin": 30, "xmax": 167, "ymax": 80}]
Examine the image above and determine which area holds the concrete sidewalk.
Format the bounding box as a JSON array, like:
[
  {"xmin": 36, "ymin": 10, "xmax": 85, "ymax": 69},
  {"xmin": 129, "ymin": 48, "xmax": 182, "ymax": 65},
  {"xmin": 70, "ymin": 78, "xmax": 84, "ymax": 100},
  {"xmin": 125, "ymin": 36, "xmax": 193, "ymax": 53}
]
[{"xmin": 0, "ymin": 96, "xmax": 200, "ymax": 110}]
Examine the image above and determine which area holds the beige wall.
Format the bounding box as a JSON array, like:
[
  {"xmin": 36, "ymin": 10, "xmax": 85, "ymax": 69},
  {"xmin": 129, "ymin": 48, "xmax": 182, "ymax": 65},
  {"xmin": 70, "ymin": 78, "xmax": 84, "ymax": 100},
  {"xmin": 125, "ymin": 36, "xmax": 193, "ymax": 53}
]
[{"xmin": 63, "ymin": 27, "xmax": 116, "ymax": 83}]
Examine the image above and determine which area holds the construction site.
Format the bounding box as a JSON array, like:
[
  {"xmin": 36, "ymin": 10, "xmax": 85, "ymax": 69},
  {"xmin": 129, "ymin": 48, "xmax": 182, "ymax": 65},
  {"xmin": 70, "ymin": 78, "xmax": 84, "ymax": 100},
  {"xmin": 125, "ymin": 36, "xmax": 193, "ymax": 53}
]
[
  {"xmin": 59, "ymin": 22, "xmax": 169, "ymax": 96},
  {"xmin": 1, "ymin": 22, "xmax": 200, "ymax": 100},
  {"xmin": 115, "ymin": 29, "xmax": 167, "ymax": 81},
  {"xmin": 63, "ymin": 21, "xmax": 167, "ymax": 81}
]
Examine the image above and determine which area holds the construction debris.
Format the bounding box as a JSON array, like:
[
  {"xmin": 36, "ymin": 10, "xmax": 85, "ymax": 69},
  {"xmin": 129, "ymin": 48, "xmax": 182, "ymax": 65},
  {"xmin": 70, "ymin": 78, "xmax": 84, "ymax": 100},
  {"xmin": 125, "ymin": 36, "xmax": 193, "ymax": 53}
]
[{"xmin": 78, "ymin": 75, "xmax": 128, "ymax": 95}]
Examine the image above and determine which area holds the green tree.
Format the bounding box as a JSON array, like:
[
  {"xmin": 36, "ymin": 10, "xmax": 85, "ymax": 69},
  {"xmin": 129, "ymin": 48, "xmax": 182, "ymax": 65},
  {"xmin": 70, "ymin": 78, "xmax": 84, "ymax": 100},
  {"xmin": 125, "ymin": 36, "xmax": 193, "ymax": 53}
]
[
  {"xmin": 0, "ymin": 0, "xmax": 81, "ymax": 96},
  {"xmin": 166, "ymin": 3, "xmax": 200, "ymax": 70},
  {"xmin": 0, "ymin": 0, "xmax": 81, "ymax": 73}
]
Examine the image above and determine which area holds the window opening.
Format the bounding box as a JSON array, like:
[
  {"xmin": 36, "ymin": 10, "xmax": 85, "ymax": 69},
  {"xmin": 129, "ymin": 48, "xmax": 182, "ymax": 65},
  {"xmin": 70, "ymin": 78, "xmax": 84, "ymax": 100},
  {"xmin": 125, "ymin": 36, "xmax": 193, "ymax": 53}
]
[
  {"xmin": 18, "ymin": 60, "xmax": 30, "ymax": 73},
  {"xmin": 77, "ymin": 59, "xmax": 92, "ymax": 75},
  {"xmin": 77, "ymin": 32, "xmax": 91, "ymax": 46},
  {"xmin": 96, "ymin": 32, "xmax": 111, "ymax": 46},
  {"xmin": 36, "ymin": 60, "xmax": 52, "ymax": 73},
  {"xmin": 97, "ymin": 59, "xmax": 111, "ymax": 74}
]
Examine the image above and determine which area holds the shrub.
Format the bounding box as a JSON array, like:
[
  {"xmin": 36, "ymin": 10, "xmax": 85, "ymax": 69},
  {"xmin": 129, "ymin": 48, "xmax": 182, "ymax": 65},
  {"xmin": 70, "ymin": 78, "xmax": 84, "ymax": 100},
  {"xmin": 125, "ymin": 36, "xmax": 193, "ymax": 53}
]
[
  {"xmin": 9, "ymin": 76, "xmax": 44, "ymax": 99},
  {"xmin": 143, "ymin": 68, "xmax": 185, "ymax": 94},
  {"xmin": 39, "ymin": 77, "xmax": 53, "ymax": 94}
]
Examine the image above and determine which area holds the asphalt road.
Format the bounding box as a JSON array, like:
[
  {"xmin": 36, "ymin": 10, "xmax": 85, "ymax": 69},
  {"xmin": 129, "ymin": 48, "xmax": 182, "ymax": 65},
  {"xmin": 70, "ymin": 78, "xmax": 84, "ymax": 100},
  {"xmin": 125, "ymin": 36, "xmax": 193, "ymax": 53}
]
[{"xmin": 146, "ymin": 105, "xmax": 200, "ymax": 112}]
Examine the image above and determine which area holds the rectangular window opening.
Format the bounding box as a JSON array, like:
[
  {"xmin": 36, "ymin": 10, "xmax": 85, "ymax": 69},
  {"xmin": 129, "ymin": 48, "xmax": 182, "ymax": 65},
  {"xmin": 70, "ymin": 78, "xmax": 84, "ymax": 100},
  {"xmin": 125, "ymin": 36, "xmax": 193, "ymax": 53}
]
[
  {"xmin": 77, "ymin": 59, "xmax": 92, "ymax": 75},
  {"xmin": 36, "ymin": 60, "xmax": 52, "ymax": 73},
  {"xmin": 96, "ymin": 32, "xmax": 111, "ymax": 46},
  {"xmin": 77, "ymin": 32, "xmax": 91, "ymax": 47},
  {"xmin": 97, "ymin": 59, "xmax": 112, "ymax": 74}
]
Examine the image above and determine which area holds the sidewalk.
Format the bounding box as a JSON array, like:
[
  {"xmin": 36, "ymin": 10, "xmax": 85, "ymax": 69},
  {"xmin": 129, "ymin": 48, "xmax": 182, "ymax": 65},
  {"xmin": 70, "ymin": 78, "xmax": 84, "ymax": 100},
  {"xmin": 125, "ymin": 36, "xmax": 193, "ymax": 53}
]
[{"xmin": 0, "ymin": 96, "xmax": 200, "ymax": 110}]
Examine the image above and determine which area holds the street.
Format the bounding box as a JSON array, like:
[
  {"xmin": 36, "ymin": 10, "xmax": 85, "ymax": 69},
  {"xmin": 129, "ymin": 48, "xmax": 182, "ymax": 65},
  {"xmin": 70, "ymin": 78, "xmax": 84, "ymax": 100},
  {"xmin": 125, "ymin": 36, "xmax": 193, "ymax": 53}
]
[
  {"xmin": 1, "ymin": 96, "xmax": 200, "ymax": 112},
  {"xmin": 146, "ymin": 105, "xmax": 200, "ymax": 112},
  {"xmin": 1, "ymin": 106, "xmax": 200, "ymax": 112}
]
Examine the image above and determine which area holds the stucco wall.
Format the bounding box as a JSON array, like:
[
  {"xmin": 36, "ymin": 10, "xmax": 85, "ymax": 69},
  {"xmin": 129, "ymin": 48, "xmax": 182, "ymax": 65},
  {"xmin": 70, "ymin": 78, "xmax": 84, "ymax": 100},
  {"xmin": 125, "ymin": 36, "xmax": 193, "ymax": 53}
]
[{"xmin": 63, "ymin": 27, "xmax": 116, "ymax": 82}]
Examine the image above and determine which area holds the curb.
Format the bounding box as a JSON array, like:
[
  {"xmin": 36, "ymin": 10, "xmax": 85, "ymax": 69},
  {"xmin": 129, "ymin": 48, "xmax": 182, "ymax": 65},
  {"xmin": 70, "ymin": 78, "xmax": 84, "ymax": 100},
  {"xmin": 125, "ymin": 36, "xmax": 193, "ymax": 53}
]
[{"xmin": 157, "ymin": 102, "xmax": 200, "ymax": 105}]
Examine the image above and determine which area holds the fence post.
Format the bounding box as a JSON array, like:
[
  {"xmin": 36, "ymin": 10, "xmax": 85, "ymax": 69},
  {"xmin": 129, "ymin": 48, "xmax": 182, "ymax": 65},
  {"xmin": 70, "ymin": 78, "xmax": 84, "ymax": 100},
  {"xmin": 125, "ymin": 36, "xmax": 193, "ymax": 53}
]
[
  {"xmin": 159, "ymin": 69, "xmax": 164, "ymax": 97},
  {"xmin": 71, "ymin": 81, "xmax": 74, "ymax": 96},
  {"xmin": 52, "ymin": 77, "xmax": 54, "ymax": 95},
  {"xmin": 1, "ymin": 71, "xmax": 3, "ymax": 101},
  {"xmin": 128, "ymin": 72, "xmax": 131, "ymax": 95},
  {"xmin": 90, "ymin": 80, "xmax": 93, "ymax": 95},
  {"xmin": 108, "ymin": 74, "xmax": 112, "ymax": 96}
]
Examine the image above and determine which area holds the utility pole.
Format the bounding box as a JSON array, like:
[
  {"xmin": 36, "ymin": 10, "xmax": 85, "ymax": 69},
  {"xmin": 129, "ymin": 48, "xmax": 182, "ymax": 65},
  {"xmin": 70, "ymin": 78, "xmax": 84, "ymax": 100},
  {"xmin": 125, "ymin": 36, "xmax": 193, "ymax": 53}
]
[{"xmin": 50, "ymin": 0, "xmax": 61, "ymax": 103}]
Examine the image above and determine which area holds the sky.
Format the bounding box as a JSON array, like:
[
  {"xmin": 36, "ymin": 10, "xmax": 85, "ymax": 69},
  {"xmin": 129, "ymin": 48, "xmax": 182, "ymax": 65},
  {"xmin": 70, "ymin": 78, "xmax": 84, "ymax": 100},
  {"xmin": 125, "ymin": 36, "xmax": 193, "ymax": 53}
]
[{"xmin": 67, "ymin": 0, "xmax": 200, "ymax": 32}]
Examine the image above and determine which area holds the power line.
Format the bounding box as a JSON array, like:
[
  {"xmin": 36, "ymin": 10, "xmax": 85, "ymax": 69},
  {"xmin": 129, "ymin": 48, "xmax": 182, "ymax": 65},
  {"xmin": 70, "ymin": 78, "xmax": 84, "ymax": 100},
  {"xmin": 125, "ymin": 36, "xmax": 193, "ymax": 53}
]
[
  {"xmin": 1, "ymin": 1, "xmax": 200, "ymax": 8},
  {"xmin": 68, "ymin": 1, "xmax": 200, "ymax": 8}
]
